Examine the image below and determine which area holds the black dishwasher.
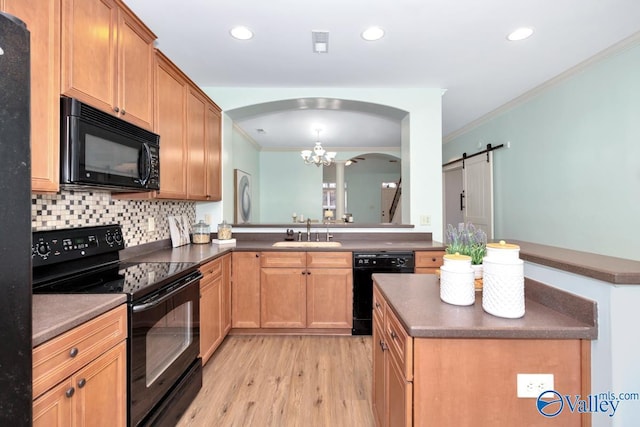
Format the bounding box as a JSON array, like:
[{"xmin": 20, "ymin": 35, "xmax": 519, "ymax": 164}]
[{"xmin": 352, "ymin": 251, "xmax": 415, "ymax": 335}]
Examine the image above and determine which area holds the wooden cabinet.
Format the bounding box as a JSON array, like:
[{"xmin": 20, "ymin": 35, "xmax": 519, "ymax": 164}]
[
  {"xmin": 200, "ymin": 257, "xmax": 223, "ymax": 365},
  {"xmin": 2, "ymin": 0, "xmax": 60, "ymax": 192},
  {"xmin": 60, "ymin": 0, "xmax": 155, "ymax": 130},
  {"xmin": 200, "ymin": 254, "xmax": 231, "ymax": 365},
  {"xmin": 206, "ymin": 104, "xmax": 222, "ymax": 201},
  {"xmin": 232, "ymin": 252, "xmax": 262, "ymax": 328},
  {"xmin": 32, "ymin": 305, "xmax": 127, "ymax": 427},
  {"xmin": 153, "ymin": 51, "xmax": 188, "ymax": 199},
  {"xmin": 139, "ymin": 51, "xmax": 222, "ymax": 201},
  {"xmin": 373, "ymin": 284, "xmax": 589, "ymax": 427},
  {"xmin": 414, "ymin": 250, "xmax": 445, "ymax": 274},
  {"xmin": 259, "ymin": 251, "xmax": 353, "ymax": 330},
  {"xmin": 186, "ymin": 88, "xmax": 207, "ymax": 199},
  {"xmin": 373, "ymin": 286, "xmax": 413, "ymax": 427}
]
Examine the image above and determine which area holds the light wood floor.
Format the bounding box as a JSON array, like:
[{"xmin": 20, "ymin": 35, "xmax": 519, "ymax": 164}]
[{"xmin": 177, "ymin": 335, "xmax": 374, "ymax": 427}]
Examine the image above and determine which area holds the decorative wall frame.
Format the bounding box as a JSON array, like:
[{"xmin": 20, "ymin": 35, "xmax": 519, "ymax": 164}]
[{"xmin": 234, "ymin": 169, "xmax": 252, "ymax": 224}]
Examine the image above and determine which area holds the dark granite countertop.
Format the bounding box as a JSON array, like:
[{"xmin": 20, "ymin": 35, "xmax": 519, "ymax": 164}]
[
  {"xmin": 373, "ymin": 273, "xmax": 597, "ymax": 340},
  {"xmin": 122, "ymin": 232, "xmax": 445, "ymax": 265},
  {"xmin": 32, "ymin": 294, "xmax": 127, "ymax": 347}
]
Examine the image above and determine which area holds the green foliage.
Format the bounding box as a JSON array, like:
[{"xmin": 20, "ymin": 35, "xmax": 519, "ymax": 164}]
[{"xmin": 445, "ymin": 222, "xmax": 487, "ymax": 265}]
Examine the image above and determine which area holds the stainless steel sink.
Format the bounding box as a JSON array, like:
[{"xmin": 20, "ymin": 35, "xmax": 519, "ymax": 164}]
[{"xmin": 272, "ymin": 241, "xmax": 342, "ymax": 248}]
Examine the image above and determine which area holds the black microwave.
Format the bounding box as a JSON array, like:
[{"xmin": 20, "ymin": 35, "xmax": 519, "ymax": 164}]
[{"xmin": 60, "ymin": 97, "xmax": 160, "ymax": 192}]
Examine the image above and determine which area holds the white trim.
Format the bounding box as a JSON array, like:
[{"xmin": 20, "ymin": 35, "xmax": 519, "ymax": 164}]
[{"xmin": 232, "ymin": 122, "xmax": 262, "ymax": 151}]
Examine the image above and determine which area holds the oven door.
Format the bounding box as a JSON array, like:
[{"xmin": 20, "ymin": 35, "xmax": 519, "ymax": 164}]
[{"xmin": 129, "ymin": 272, "xmax": 201, "ymax": 426}]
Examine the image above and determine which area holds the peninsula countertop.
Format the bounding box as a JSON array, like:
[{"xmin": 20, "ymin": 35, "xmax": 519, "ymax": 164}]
[{"xmin": 373, "ymin": 273, "xmax": 597, "ymax": 340}]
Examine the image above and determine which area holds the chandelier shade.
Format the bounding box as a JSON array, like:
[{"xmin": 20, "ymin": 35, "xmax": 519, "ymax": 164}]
[{"xmin": 301, "ymin": 129, "xmax": 336, "ymax": 166}]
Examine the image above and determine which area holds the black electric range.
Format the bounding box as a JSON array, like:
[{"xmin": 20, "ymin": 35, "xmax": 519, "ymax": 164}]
[{"xmin": 32, "ymin": 224, "xmax": 203, "ymax": 427}]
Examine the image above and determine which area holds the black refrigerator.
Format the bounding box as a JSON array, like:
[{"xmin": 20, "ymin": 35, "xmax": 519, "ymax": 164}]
[{"xmin": 0, "ymin": 12, "xmax": 32, "ymax": 426}]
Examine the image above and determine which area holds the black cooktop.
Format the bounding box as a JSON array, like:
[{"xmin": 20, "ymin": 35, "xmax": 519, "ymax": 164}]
[
  {"xmin": 33, "ymin": 260, "xmax": 199, "ymax": 301},
  {"xmin": 32, "ymin": 225, "xmax": 199, "ymax": 301}
]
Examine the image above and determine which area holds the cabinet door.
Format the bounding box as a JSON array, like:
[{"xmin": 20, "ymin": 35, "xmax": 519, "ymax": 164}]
[
  {"xmin": 386, "ymin": 350, "xmax": 413, "ymax": 427},
  {"xmin": 231, "ymin": 252, "xmax": 261, "ymax": 328},
  {"xmin": 61, "ymin": 0, "xmax": 117, "ymax": 113},
  {"xmin": 372, "ymin": 316, "xmax": 386, "ymax": 427},
  {"xmin": 186, "ymin": 88, "xmax": 207, "ymax": 199},
  {"xmin": 200, "ymin": 275, "xmax": 222, "ymax": 365},
  {"xmin": 261, "ymin": 268, "xmax": 306, "ymax": 328},
  {"xmin": 33, "ymin": 379, "xmax": 74, "ymax": 427},
  {"xmin": 154, "ymin": 53, "xmax": 187, "ymax": 199},
  {"xmin": 116, "ymin": 6, "xmax": 154, "ymax": 129},
  {"xmin": 306, "ymin": 268, "xmax": 353, "ymax": 329},
  {"xmin": 205, "ymin": 103, "xmax": 222, "ymax": 201},
  {"xmin": 2, "ymin": 0, "xmax": 60, "ymax": 192},
  {"xmin": 221, "ymin": 254, "xmax": 232, "ymax": 335},
  {"xmin": 73, "ymin": 341, "xmax": 127, "ymax": 427}
]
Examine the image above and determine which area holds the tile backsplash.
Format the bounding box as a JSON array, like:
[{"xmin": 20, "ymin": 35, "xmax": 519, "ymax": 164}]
[{"xmin": 32, "ymin": 190, "xmax": 195, "ymax": 247}]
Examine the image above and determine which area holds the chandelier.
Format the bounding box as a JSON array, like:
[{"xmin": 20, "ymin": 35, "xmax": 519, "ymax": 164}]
[{"xmin": 301, "ymin": 129, "xmax": 336, "ymax": 167}]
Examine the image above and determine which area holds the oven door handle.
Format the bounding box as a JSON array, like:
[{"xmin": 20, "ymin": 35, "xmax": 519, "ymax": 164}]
[{"xmin": 132, "ymin": 271, "xmax": 202, "ymax": 313}]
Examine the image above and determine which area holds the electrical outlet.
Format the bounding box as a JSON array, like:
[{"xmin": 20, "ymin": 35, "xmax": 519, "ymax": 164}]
[
  {"xmin": 517, "ymin": 373, "xmax": 554, "ymax": 398},
  {"xmin": 420, "ymin": 215, "xmax": 431, "ymax": 226},
  {"xmin": 148, "ymin": 217, "xmax": 155, "ymax": 232}
]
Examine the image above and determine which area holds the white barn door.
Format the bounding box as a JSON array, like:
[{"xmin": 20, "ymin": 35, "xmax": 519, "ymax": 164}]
[{"xmin": 462, "ymin": 152, "xmax": 494, "ymax": 239}]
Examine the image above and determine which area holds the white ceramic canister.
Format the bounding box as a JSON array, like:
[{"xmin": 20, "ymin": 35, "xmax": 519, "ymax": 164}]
[
  {"xmin": 482, "ymin": 241, "xmax": 525, "ymax": 318},
  {"xmin": 440, "ymin": 253, "xmax": 475, "ymax": 306}
]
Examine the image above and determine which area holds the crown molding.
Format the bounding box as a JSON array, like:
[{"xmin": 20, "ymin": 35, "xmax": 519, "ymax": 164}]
[
  {"xmin": 232, "ymin": 122, "xmax": 262, "ymax": 150},
  {"xmin": 443, "ymin": 30, "xmax": 640, "ymax": 144}
]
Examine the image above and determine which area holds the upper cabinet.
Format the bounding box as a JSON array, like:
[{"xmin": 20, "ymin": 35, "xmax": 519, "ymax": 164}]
[
  {"xmin": 2, "ymin": 0, "xmax": 61, "ymax": 192},
  {"xmin": 152, "ymin": 51, "xmax": 222, "ymax": 201},
  {"xmin": 60, "ymin": 0, "xmax": 155, "ymax": 130}
]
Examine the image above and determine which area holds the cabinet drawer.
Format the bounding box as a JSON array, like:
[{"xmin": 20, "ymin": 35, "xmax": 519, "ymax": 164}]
[
  {"xmin": 200, "ymin": 257, "xmax": 223, "ymax": 278},
  {"xmin": 415, "ymin": 251, "xmax": 445, "ymax": 268},
  {"xmin": 385, "ymin": 307, "xmax": 413, "ymax": 381},
  {"xmin": 32, "ymin": 304, "xmax": 127, "ymax": 399},
  {"xmin": 261, "ymin": 251, "xmax": 306, "ymax": 268},
  {"xmin": 306, "ymin": 251, "xmax": 352, "ymax": 268}
]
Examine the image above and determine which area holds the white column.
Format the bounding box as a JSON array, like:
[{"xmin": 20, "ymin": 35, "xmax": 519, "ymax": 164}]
[{"xmin": 335, "ymin": 161, "xmax": 346, "ymax": 219}]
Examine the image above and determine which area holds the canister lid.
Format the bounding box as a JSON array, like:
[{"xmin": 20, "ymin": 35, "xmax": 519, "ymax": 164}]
[
  {"xmin": 486, "ymin": 240, "xmax": 520, "ymax": 250},
  {"xmin": 444, "ymin": 252, "xmax": 472, "ymax": 261}
]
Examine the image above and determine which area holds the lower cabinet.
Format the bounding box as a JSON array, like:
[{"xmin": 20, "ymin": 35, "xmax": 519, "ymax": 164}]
[
  {"xmin": 260, "ymin": 251, "xmax": 352, "ymax": 331},
  {"xmin": 200, "ymin": 255, "xmax": 232, "ymax": 365},
  {"xmin": 32, "ymin": 305, "xmax": 127, "ymax": 427},
  {"xmin": 231, "ymin": 252, "xmax": 262, "ymax": 328},
  {"xmin": 230, "ymin": 251, "xmax": 353, "ymax": 332},
  {"xmin": 414, "ymin": 250, "xmax": 445, "ymax": 274},
  {"xmin": 373, "ymin": 285, "xmax": 413, "ymax": 427},
  {"xmin": 373, "ymin": 284, "xmax": 590, "ymax": 427}
]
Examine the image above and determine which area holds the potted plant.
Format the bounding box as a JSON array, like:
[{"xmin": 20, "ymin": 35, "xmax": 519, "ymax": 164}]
[{"xmin": 445, "ymin": 222, "xmax": 487, "ymax": 279}]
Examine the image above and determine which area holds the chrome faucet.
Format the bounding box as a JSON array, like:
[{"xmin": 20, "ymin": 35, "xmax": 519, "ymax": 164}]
[
  {"xmin": 326, "ymin": 224, "xmax": 333, "ymax": 242},
  {"xmin": 306, "ymin": 218, "xmax": 311, "ymax": 241}
]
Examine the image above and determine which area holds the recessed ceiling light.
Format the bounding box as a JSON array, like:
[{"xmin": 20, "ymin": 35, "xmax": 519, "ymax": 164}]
[
  {"xmin": 361, "ymin": 26, "xmax": 385, "ymax": 41},
  {"xmin": 507, "ymin": 27, "xmax": 534, "ymax": 41},
  {"xmin": 230, "ymin": 26, "xmax": 254, "ymax": 40}
]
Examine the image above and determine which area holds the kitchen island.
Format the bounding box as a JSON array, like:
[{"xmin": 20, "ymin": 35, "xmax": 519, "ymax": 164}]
[{"xmin": 372, "ymin": 273, "xmax": 596, "ymax": 427}]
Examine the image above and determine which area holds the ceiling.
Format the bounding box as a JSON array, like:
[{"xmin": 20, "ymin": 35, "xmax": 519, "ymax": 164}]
[{"xmin": 125, "ymin": 0, "xmax": 640, "ymax": 150}]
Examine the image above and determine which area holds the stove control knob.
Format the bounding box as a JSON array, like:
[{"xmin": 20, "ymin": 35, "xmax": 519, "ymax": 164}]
[
  {"xmin": 36, "ymin": 242, "xmax": 51, "ymax": 257},
  {"xmin": 114, "ymin": 230, "xmax": 123, "ymax": 244},
  {"xmin": 396, "ymin": 258, "xmax": 406, "ymax": 266},
  {"xmin": 105, "ymin": 233, "xmax": 114, "ymax": 245}
]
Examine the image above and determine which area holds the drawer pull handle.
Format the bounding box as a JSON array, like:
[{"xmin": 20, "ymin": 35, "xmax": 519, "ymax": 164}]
[
  {"xmin": 69, "ymin": 347, "xmax": 79, "ymax": 358},
  {"xmin": 375, "ymin": 302, "xmax": 381, "ymax": 308},
  {"xmin": 77, "ymin": 378, "xmax": 86, "ymax": 388},
  {"xmin": 65, "ymin": 387, "xmax": 75, "ymax": 398},
  {"xmin": 432, "ymin": 258, "xmax": 436, "ymax": 262},
  {"xmin": 390, "ymin": 330, "xmax": 398, "ymax": 340},
  {"xmin": 379, "ymin": 340, "xmax": 387, "ymax": 351}
]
